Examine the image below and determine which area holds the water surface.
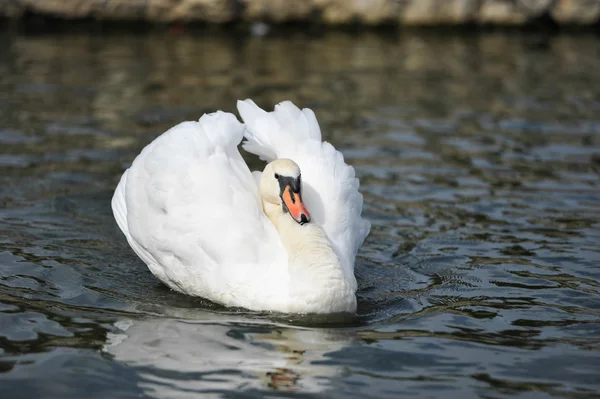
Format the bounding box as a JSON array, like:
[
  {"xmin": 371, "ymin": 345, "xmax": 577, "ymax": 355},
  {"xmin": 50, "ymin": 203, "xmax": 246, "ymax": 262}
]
[{"xmin": 1, "ymin": 29, "xmax": 600, "ymax": 398}]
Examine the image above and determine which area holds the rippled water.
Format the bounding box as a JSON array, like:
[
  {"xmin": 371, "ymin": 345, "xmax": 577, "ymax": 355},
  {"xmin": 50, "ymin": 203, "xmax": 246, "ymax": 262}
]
[{"xmin": 1, "ymin": 28, "xmax": 599, "ymax": 398}]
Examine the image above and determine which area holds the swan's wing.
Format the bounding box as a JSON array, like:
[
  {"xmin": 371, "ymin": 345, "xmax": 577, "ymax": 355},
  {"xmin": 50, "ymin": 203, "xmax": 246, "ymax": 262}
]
[
  {"xmin": 237, "ymin": 100, "xmax": 370, "ymax": 279},
  {"xmin": 111, "ymin": 111, "xmax": 286, "ymax": 303}
]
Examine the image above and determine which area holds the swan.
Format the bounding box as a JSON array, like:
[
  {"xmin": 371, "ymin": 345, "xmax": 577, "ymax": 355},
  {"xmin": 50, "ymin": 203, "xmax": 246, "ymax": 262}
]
[{"xmin": 111, "ymin": 100, "xmax": 370, "ymax": 313}]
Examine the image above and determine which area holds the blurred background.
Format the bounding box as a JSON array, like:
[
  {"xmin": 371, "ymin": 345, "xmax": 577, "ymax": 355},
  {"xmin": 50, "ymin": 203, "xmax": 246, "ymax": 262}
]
[{"xmin": 1, "ymin": 1, "xmax": 600, "ymax": 398}]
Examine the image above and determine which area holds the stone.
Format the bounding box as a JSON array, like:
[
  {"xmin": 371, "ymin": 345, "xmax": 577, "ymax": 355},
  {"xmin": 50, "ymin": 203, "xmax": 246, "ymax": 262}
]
[
  {"xmin": 20, "ymin": 0, "xmax": 93, "ymax": 18},
  {"xmin": 353, "ymin": 0, "xmax": 404, "ymax": 24},
  {"xmin": 147, "ymin": 0, "xmax": 181, "ymax": 22},
  {"xmin": 92, "ymin": 0, "xmax": 147, "ymax": 20},
  {"xmin": 517, "ymin": 0, "xmax": 554, "ymax": 17},
  {"xmin": 242, "ymin": 0, "xmax": 314, "ymax": 22},
  {"xmin": 0, "ymin": 0, "xmax": 598, "ymax": 26},
  {"xmin": 444, "ymin": 0, "xmax": 480, "ymax": 23},
  {"xmin": 551, "ymin": 0, "xmax": 600, "ymax": 24},
  {"xmin": 166, "ymin": 0, "xmax": 235, "ymax": 22},
  {"xmin": 478, "ymin": 0, "xmax": 527, "ymax": 25},
  {"xmin": 318, "ymin": 0, "xmax": 358, "ymax": 24},
  {"xmin": 401, "ymin": 0, "xmax": 479, "ymax": 25},
  {"xmin": 316, "ymin": 0, "xmax": 405, "ymax": 24}
]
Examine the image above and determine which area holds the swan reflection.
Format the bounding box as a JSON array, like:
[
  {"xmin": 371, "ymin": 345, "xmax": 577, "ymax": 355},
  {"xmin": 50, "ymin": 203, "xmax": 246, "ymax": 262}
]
[{"xmin": 103, "ymin": 316, "xmax": 354, "ymax": 397}]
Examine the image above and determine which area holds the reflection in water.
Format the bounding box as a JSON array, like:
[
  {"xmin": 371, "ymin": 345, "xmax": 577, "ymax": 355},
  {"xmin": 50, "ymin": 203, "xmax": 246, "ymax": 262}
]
[
  {"xmin": 104, "ymin": 316, "xmax": 352, "ymax": 396},
  {"xmin": 1, "ymin": 29, "xmax": 600, "ymax": 398}
]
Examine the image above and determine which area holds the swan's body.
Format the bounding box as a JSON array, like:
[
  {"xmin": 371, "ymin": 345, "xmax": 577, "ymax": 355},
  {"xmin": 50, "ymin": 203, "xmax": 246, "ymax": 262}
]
[{"xmin": 112, "ymin": 100, "xmax": 370, "ymax": 313}]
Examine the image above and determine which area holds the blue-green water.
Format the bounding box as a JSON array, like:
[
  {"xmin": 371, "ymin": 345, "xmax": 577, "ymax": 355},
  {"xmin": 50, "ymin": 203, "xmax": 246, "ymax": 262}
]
[{"xmin": 1, "ymin": 29, "xmax": 599, "ymax": 398}]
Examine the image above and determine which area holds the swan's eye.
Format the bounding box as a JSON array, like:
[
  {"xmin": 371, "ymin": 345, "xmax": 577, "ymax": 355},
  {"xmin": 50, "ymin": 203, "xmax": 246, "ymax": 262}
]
[{"xmin": 274, "ymin": 173, "xmax": 279, "ymax": 179}]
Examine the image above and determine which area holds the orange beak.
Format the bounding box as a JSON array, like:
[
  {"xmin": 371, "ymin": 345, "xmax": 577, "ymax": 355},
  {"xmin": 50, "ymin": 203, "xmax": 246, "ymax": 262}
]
[{"xmin": 281, "ymin": 186, "xmax": 311, "ymax": 225}]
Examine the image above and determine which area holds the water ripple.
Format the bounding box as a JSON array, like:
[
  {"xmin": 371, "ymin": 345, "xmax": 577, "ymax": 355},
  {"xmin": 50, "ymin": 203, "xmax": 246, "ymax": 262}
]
[{"xmin": 0, "ymin": 30, "xmax": 599, "ymax": 398}]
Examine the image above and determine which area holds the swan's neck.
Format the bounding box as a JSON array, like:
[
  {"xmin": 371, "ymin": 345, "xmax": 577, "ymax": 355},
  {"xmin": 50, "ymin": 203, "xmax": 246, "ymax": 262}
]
[{"xmin": 263, "ymin": 202, "xmax": 356, "ymax": 313}]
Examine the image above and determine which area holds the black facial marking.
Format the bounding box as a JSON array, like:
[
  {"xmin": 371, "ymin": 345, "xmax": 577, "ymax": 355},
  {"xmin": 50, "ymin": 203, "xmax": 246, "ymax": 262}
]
[
  {"xmin": 276, "ymin": 173, "xmax": 302, "ymax": 216},
  {"xmin": 276, "ymin": 174, "xmax": 301, "ymax": 195}
]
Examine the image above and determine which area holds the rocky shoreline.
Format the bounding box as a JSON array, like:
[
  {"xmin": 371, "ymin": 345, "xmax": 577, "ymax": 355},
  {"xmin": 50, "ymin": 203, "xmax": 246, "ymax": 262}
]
[{"xmin": 1, "ymin": 0, "xmax": 599, "ymax": 26}]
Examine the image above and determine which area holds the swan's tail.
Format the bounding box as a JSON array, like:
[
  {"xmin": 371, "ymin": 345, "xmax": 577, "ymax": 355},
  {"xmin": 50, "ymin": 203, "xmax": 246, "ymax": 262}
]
[{"xmin": 237, "ymin": 99, "xmax": 322, "ymax": 161}]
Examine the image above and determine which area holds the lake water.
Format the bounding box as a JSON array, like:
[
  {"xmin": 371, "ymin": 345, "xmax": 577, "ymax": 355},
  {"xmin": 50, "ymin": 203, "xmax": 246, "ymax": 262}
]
[{"xmin": 1, "ymin": 27, "xmax": 599, "ymax": 398}]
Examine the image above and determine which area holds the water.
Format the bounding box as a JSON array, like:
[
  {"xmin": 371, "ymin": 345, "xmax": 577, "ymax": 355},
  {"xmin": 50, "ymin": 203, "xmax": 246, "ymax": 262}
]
[{"xmin": 1, "ymin": 28, "xmax": 599, "ymax": 398}]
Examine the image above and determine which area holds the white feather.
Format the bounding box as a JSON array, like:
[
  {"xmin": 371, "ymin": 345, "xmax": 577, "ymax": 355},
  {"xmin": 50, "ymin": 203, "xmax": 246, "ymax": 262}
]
[
  {"xmin": 112, "ymin": 102, "xmax": 370, "ymax": 313},
  {"xmin": 238, "ymin": 99, "xmax": 371, "ymax": 287}
]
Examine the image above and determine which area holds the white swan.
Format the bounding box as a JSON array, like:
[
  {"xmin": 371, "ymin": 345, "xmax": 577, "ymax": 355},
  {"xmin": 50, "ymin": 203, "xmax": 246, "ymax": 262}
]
[{"xmin": 111, "ymin": 100, "xmax": 370, "ymax": 313}]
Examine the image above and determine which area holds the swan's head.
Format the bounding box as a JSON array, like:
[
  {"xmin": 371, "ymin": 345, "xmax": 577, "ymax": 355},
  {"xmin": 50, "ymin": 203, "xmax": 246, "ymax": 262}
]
[{"xmin": 260, "ymin": 159, "xmax": 311, "ymax": 225}]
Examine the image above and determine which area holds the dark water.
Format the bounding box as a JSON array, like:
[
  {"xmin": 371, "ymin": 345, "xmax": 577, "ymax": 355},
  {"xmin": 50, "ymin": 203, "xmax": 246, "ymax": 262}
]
[{"xmin": 1, "ymin": 28, "xmax": 600, "ymax": 398}]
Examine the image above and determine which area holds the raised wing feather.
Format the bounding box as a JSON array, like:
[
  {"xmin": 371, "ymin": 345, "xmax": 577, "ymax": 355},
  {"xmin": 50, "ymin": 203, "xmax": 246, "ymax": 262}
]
[
  {"xmin": 112, "ymin": 111, "xmax": 286, "ymax": 304},
  {"xmin": 237, "ymin": 100, "xmax": 370, "ymax": 280}
]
